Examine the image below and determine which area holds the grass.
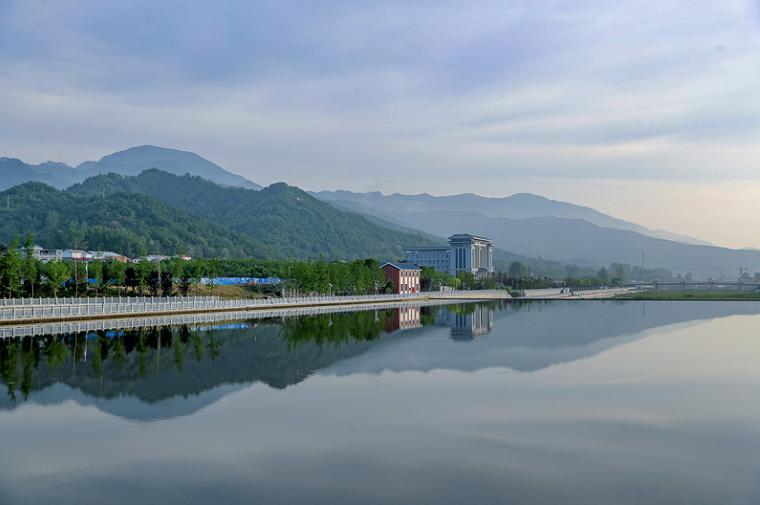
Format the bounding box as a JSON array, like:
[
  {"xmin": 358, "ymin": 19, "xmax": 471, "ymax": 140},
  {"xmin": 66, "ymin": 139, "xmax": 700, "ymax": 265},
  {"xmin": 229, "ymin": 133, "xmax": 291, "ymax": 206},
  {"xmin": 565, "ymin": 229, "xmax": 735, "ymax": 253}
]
[{"xmin": 616, "ymin": 290, "xmax": 760, "ymax": 301}]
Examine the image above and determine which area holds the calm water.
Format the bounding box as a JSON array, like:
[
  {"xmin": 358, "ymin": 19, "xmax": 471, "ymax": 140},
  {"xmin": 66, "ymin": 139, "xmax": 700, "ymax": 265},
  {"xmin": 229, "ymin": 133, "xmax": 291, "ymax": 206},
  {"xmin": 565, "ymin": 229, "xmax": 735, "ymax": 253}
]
[{"xmin": 2, "ymin": 300, "xmax": 760, "ymax": 504}]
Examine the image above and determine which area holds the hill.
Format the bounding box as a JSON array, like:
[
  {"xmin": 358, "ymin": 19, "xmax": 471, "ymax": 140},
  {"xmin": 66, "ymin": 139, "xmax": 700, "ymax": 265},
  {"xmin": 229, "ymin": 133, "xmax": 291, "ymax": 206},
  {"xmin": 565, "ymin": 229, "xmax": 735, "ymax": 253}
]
[
  {"xmin": 76, "ymin": 145, "xmax": 261, "ymax": 189},
  {"xmin": 67, "ymin": 170, "xmax": 445, "ymax": 259},
  {"xmin": 0, "ymin": 157, "xmax": 75, "ymax": 190},
  {"xmin": 0, "ymin": 145, "xmax": 261, "ymax": 190},
  {"xmin": 0, "ymin": 182, "xmax": 270, "ymax": 258}
]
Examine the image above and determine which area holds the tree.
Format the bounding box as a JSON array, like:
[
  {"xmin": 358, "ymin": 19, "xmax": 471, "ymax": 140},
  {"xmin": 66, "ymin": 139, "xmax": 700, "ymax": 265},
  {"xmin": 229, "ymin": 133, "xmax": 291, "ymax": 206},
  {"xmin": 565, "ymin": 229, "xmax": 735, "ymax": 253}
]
[
  {"xmin": 0, "ymin": 237, "xmax": 22, "ymax": 298},
  {"xmin": 111, "ymin": 261, "xmax": 127, "ymax": 295},
  {"xmin": 161, "ymin": 271, "xmax": 174, "ymax": 296},
  {"xmin": 206, "ymin": 259, "xmax": 222, "ymax": 296},
  {"xmin": 22, "ymin": 234, "xmax": 38, "ymax": 297},
  {"xmin": 124, "ymin": 266, "xmax": 139, "ymax": 294},
  {"xmin": 43, "ymin": 261, "xmax": 70, "ymax": 297},
  {"xmin": 508, "ymin": 261, "xmax": 528, "ymax": 280},
  {"xmin": 456, "ymin": 271, "xmax": 476, "ymax": 290},
  {"xmin": 147, "ymin": 269, "xmax": 160, "ymax": 296},
  {"xmin": 597, "ymin": 267, "xmax": 609, "ymax": 284}
]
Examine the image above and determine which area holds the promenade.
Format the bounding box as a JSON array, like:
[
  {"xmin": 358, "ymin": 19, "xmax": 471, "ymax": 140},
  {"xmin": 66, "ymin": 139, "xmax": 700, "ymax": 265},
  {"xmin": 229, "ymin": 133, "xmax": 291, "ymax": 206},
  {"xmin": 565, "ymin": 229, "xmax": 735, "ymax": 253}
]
[{"xmin": 0, "ymin": 290, "xmax": 510, "ymax": 326}]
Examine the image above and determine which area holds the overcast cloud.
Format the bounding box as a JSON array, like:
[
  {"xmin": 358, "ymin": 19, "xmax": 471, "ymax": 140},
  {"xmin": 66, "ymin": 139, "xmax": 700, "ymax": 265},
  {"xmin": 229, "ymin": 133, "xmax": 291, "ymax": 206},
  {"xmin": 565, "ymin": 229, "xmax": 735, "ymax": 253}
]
[{"xmin": 1, "ymin": 0, "xmax": 759, "ymax": 247}]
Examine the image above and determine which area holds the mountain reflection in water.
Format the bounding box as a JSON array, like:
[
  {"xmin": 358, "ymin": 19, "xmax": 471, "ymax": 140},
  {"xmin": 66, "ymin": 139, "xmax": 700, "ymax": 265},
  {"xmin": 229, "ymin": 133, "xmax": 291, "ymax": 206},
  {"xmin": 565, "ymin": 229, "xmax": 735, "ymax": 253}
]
[{"xmin": 1, "ymin": 300, "xmax": 759, "ymax": 422}]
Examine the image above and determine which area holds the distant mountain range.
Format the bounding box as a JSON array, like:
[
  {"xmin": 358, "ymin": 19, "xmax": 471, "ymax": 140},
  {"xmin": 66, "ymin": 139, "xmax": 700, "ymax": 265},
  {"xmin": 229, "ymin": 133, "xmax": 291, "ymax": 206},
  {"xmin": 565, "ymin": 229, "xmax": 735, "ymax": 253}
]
[
  {"xmin": 314, "ymin": 190, "xmax": 711, "ymax": 246},
  {"xmin": 0, "ymin": 145, "xmax": 261, "ymax": 191},
  {"xmin": 3, "ymin": 144, "xmax": 759, "ymax": 277},
  {"xmin": 313, "ymin": 190, "xmax": 760, "ymax": 277}
]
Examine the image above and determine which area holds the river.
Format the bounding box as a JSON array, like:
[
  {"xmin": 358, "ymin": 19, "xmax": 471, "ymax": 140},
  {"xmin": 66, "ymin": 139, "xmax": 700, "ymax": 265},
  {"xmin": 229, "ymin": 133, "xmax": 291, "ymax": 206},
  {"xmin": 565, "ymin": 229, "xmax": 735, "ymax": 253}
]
[{"xmin": 1, "ymin": 300, "xmax": 760, "ymax": 504}]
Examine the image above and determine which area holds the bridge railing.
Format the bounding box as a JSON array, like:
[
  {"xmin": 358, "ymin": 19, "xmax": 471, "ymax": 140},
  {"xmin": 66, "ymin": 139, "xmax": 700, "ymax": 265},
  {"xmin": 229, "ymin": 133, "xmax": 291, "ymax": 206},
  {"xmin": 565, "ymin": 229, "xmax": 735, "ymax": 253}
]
[{"xmin": 0, "ymin": 290, "xmax": 509, "ymax": 322}]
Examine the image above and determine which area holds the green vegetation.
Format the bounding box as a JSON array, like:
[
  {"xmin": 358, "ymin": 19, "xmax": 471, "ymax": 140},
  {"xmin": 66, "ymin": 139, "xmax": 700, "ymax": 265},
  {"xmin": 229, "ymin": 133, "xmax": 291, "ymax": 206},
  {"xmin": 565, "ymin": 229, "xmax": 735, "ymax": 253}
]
[
  {"xmin": 616, "ymin": 290, "xmax": 760, "ymax": 301},
  {"xmin": 0, "ymin": 182, "xmax": 267, "ymax": 258},
  {"xmin": 0, "ymin": 245, "xmax": 408, "ymax": 297},
  {"xmin": 68, "ymin": 170, "xmax": 443, "ymax": 259}
]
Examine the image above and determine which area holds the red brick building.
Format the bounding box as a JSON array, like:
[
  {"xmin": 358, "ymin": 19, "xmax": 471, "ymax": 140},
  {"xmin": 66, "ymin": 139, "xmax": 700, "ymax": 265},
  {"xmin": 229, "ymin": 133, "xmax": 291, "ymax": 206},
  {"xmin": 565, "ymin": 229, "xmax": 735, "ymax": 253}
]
[{"xmin": 380, "ymin": 262, "xmax": 421, "ymax": 294}]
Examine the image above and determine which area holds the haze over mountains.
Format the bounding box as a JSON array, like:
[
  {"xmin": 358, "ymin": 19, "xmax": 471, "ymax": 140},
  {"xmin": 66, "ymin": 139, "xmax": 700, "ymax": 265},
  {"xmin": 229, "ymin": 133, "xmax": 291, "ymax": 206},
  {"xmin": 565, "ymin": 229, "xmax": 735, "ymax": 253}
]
[
  {"xmin": 2, "ymin": 145, "xmax": 759, "ymax": 278},
  {"xmin": 314, "ymin": 190, "xmax": 711, "ymax": 246},
  {"xmin": 0, "ymin": 145, "xmax": 261, "ymax": 191}
]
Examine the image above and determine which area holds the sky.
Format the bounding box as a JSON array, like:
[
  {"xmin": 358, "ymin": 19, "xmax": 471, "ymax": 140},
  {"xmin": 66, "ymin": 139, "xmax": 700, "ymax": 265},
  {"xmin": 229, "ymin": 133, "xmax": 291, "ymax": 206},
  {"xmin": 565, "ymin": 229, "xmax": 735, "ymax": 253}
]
[{"xmin": 1, "ymin": 0, "xmax": 760, "ymax": 248}]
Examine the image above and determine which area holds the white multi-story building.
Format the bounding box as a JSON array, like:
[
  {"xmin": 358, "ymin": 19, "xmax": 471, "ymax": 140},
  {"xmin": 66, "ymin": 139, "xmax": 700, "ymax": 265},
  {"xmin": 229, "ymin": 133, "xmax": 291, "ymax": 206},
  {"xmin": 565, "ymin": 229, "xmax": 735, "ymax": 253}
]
[{"xmin": 405, "ymin": 234, "xmax": 494, "ymax": 278}]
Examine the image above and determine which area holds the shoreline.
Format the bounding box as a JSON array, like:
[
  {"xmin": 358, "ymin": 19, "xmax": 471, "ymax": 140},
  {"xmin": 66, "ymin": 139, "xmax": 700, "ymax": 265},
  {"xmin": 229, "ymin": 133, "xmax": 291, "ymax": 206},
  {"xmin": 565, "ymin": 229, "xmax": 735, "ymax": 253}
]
[{"xmin": 0, "ymin": 290, "xmax": 509, "ymax": 326}]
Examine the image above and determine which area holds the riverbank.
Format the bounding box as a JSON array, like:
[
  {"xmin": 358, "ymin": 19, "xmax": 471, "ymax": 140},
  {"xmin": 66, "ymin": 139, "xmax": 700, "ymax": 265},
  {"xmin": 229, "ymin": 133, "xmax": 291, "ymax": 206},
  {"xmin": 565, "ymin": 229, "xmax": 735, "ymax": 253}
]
[
  {"xmin": 615, "ymin": 290, "xmax": 760, "ymax": 301},
  {"xmin": 0, "ymin": 290, "xmax": 510, "ymax": 326}
]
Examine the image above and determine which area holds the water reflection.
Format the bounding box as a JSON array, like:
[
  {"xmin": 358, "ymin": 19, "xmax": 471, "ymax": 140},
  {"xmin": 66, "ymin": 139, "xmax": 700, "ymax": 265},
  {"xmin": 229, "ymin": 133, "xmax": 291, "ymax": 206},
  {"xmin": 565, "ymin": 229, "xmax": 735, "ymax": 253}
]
[
  {"xmin": 3, "ymin": 301, "xmax": 760, "ymax": 505},
  {"xmin": 1, "ymin": 301, "xmax": 760, "ymax": 420}
]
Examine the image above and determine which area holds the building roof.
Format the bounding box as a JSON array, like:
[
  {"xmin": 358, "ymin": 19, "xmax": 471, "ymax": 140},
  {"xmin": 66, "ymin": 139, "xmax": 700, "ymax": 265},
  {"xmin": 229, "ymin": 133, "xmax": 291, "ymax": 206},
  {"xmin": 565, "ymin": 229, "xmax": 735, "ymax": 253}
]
[
  {"xmin": 448, "ymin": 233, "xmax": 492, "ymax": 243},
  {"xmin": 380, "ymin": 262, "xmax": 421, "ymax": 271}
]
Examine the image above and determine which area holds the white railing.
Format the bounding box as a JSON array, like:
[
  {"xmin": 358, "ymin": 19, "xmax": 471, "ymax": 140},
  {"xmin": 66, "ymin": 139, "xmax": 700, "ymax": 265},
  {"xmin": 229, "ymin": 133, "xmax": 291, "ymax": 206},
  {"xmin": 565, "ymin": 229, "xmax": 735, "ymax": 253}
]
[
  {"xmin": 0, "ymin": 298, "xmax": 467, "ymax": 339},
  {"xmin": 0, "ymin": 290, "xmax": 510, "ymax": 323},
  {"xmin": 0, "ymin": 295, "xmax": 220, "ymax": 307}
]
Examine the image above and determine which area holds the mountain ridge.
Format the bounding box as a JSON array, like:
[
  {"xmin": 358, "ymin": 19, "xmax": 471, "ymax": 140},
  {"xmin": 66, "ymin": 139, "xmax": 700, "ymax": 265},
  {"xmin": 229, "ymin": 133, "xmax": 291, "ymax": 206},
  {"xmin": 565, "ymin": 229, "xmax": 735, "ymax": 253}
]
[
  {"xmin": 314, "ymin": 189, "xmax": 712, "ymax": 246},
  {"xmin": 0, "ymin": 145, "xmax": 261, "ymax": 191},
  {"xmin": 66, "ymin": 169, "xmax": 445, "ymax": 259}
]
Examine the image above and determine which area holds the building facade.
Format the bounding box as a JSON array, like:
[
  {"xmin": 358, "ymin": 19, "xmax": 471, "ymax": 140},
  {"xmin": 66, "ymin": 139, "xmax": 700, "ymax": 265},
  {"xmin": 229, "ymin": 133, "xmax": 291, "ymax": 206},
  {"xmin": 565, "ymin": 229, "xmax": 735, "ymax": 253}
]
[
  {"xmin": 405, "ymin": 234, "xmax": 494, "ymax": 278},
  {"xmin": 380, "ymin": 262, "xmax": 421, "ymax": 294}
]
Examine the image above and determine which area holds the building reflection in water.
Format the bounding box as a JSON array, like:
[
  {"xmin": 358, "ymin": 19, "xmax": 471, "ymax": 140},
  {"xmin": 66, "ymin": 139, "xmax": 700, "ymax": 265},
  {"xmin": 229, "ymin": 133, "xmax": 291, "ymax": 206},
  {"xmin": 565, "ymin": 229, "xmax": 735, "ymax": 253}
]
[
  {"xmin": 384, "ymin": 306, "xmax": 422, "ymax": 333},
  {"xmin": 383, "ymin": 304, "xmax": 495, "ymax": 340},
  {"xmin": 441, "ymin": 304, "xmax": 494, "ymax": 340}
]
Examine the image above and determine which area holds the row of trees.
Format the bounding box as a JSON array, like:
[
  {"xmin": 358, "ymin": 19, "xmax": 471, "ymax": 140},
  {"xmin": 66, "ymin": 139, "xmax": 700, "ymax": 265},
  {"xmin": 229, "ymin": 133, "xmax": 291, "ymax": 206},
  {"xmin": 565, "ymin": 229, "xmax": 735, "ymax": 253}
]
[
  {"xmin": 502, "ymin": 260, "xmax": 677, "ymax": 289},
  {"xmin": 0, "ymin": 238, "xmax": 420, "ymax": 298}
]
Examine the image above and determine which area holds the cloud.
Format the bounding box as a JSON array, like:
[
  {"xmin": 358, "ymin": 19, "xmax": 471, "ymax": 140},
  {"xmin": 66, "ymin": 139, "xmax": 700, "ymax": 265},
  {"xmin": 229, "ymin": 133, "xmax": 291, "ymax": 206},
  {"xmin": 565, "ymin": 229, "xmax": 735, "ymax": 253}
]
[{"xmin": 1, "ymin": 0, "xmax": 760, "ymax": 246}]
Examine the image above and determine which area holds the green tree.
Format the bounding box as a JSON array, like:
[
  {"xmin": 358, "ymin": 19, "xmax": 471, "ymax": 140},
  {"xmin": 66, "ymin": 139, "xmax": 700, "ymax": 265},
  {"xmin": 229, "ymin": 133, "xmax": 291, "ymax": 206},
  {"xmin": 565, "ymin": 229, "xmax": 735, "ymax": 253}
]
[
  {"xmin": 44, "ymin": 261, "xmax": 70, "ymax": 297},
  {"xmin": 22, "ymin": 234, "xmax": 39, "ymax": 297},
  {"xmin": 161, "ymin": 271, "xmax": 174, "ymax": 296},
  {"xmin": 456, "ymin": 271, "xmax": 477, "ymax": 290},
  {"xmin": 147, "ymin": 269, "xmax": 160, "ymax": 296},
  {"xmin": 124, "ymin": 266, "xmax": 139, "ymax": 295},
  {"xmin": 0, "ymin": 237, "xmax": 23, "ymax": 298}
]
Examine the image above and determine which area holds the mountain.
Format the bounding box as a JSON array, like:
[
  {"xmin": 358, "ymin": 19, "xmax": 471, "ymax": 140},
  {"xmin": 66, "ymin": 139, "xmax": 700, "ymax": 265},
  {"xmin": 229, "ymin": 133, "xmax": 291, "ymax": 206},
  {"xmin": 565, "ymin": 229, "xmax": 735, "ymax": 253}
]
[
  {"xmin": 76, "ymin": 145, "xmax": 261, "ymax": 189},
  {"xmin": 0, "ymin": 145, "xmax": 261, "ymax": 190},
  {"xmin": 0, "ymin": 157, "xmax": 76, "ymax": 190},
  {"xmin": 0, "ymin": 182, "xmax": 270, "ymax": 258},
  {"xmin": 314, "ymin": 190, "xmax": 712, "ymax": 246},
  {"xmin": 381, "ymin": 209, "xmax": 760, "ymax": 278},
  {"xmin": 67, "ymin": 170, "xmax": 444, "ymax": 259}
]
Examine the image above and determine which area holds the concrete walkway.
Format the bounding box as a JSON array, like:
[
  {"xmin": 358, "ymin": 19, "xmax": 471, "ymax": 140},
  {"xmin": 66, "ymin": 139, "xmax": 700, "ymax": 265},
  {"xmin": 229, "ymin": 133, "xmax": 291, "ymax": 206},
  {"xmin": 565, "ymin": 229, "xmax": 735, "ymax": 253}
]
[
  {"xmin": 520, "ymin": 287, "xmax": 637, "ymax": 300},
  {"xmin": 0, "ymin": 290, "xmax": 510, "ymax": 325}
]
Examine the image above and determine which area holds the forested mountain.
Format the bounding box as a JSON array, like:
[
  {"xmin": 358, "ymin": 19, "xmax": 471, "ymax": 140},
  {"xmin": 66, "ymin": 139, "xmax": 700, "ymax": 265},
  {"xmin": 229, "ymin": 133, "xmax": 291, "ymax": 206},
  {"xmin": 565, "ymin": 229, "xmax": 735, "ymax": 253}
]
[
  {"xmin": 68, "ymin": 170, "xmax": 444, "ymax": 259},
  {"xmin": 0, "ymin": 182, "xmax": 270, "ymax": 258},
  {"xmin": 0, "ymin": 145, "xmax": 260, "ymax": 190}
]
